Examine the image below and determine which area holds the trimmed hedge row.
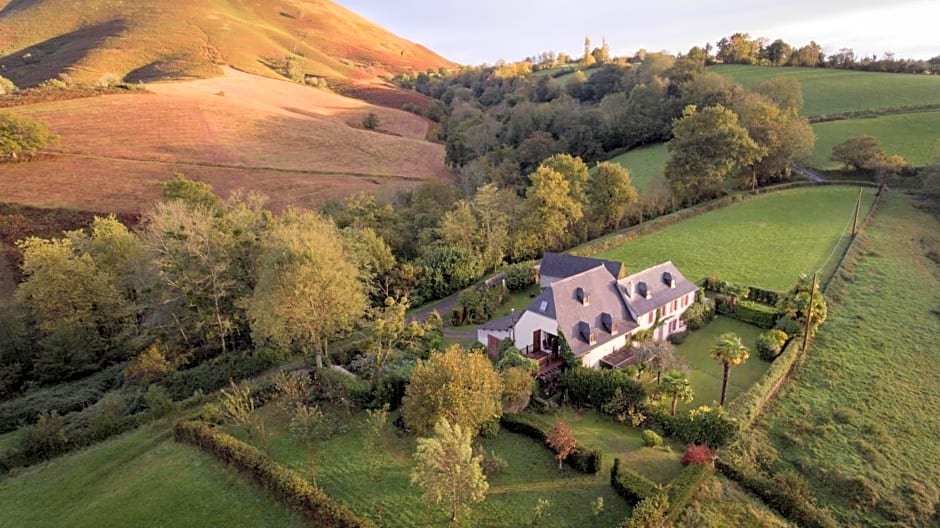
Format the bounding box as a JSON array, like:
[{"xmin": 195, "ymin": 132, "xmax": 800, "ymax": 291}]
[
  {"xmin": 725, "ymin": 339, "xmax": 803, "ymax": 431},
  {"xmin": 174, "ymin": 420, "xmax": 374, "ymax": 528},
  {"xmin": 715, "ymin": 300, "xmax": 777, "ymax": 329},
  {"xmin": 161, "ymin": 351, "xmax": 281, "ymax": 401},
  {"xmin": 716, "ymin": 459, "xmax": 839, "ymax": 528},
  {"xmin": 610, "ymin": 458, "xmax": 660, "ymax": 506},
  {"xmin": 664, "ymin": 463, "xmax": 714, "ymax": 524},
  {"xmin": 499, "ymin": 413, "xmax": 602, "ymax": 474}
]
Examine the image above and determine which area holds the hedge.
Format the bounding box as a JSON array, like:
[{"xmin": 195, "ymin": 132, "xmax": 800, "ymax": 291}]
[
  {"xmin": 715, "ymin": 459, "xmax": 839, "ymax": 528},
  {"xmin": 161, "ymin": 351, "xmax": 281, "ymax": 401},
  {"xmin": 724, "ymin": 339, "xmax": 804, "ymax": 430},
  {"xmin": 664, "ymin": 463, "xmax": 714, "ymax": 524},
  {"xmin": 174, "ymin": 420, "xmax": 374, "ymax": 528},
  {"xmin": 0, "ymin": 364, "xmax": 126, "ymax": 433},
  {"xmin": 715, "ymin": 300, "xmax": 777, "ymax": 329},
  {"xmin": 610, "ymin": 458, "xmax": 660, "ymax": 506},
  {"xmin": 499, "ymin": 413, "xmax": 601, "ymax": 474}
]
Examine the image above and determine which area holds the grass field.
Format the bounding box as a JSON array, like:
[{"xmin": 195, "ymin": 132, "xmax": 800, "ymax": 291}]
[
  {"xmin": 229, "ymin": 405, "xmax": 632, "ymax": 527},
  {"xmin": 0, "ymin": 423, "xmax": 308, "ymax": 528},
  {"xmin": 597, "ymin": 187, "xmax": 876, "ymax": 291},
  {"xmin": 753, "ymin": 194, "xmax": 940, "ymax": 526},
  {"xmin": 672, "ymin": 317, "xmax": 768, "ymax": 411},
  {"xmin": 809, "ymin": 111, "xmax": 940, "ymax": 169},
  {"xmin": 710, "ymin": 65, "xmax": 940, "ymax": 118},
  {"xmin": 593, "ymin": 144, "xmax": 669, "ymax": 193},
  {"xmin": 1, "ymin": 68, "xmax": 451, "ymax": 213}
]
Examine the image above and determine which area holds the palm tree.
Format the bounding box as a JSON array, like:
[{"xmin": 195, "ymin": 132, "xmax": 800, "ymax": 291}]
[
  {"xmin": 709, "ymin": 332, "xmax": 750, "ymax": 406},
  {"xmin": 660, "ymin": 370, "xmax": 694, "ymax": 416}
]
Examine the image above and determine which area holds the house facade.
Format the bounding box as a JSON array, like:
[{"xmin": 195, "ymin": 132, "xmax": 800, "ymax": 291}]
[{"xmin": 478, "ymin": 254, "xmax": 698, "ymax": 370}]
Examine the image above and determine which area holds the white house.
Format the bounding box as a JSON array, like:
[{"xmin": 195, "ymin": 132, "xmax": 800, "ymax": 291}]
[{"xmin": 478, "ymin": 254, "xmax": 698, "ymax": 371}]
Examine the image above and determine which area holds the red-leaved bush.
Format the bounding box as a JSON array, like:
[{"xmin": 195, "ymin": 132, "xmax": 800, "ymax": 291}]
[{"xmin": 681, "ymin": 444, "xmax": 714, "ymax": 466}]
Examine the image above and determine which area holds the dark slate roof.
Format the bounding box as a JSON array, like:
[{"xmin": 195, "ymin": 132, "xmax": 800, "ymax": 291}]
[
  {"xmin": 540, "ymin": 252, "xmax": 624, "ymax": 281},
  {"xmin": 549, "ymin": 266, "xmax": 638, "ymax": 357},
  {"xmin": 479, "ymin": 312, "xmax": 517, "ymax": 332},
  {"xmin": 617, "ymin": 261, "xmax": 698, "ymax": 316},
  {"xmin": 524, "ymin": 288, "xmax": 557, "ymax": 319}
]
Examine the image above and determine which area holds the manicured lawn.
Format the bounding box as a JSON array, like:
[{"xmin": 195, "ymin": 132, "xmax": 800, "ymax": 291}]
[
  {"xmin": 0, "ymin": 423, "xmax": 308, "ymax": 528},
  {"xmin": 517, "ymin": 408, "xmax": 685, "ymax": 484},
  {"xmin": 809, "ymin": 111, "xmax": 940, "ymax": 169},
  {"xmin": 593, "ymin": 144, "xmax": 669, "ymax": 193},
  {"xmin": 229, "ymin": 405, "xmax": 631, "ymax": 527},
  {"xmin": 597, "ymin": 186, "xmax": 876, "ymax": 291},
  {"xmin": 754, "ymin": 194, "xmax": 940, "ymax": 526},
  {"xmin": 673, "ymin": 316, "xmax": 769, "ymax": 410},
  {"xmin": 710, "ymin": 65, "xmax": 940, "ymax": 117},
  {"xmin": 491, "ymin": 284, "xmax": 541, "ymax": 319}
]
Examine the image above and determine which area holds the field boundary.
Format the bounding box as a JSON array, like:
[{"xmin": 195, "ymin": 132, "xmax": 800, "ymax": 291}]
[{"xmin": 809, "ymin": 102, "xmax": 940, "ymax": 123}]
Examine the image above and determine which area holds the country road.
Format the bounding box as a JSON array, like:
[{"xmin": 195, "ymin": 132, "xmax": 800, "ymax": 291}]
[{"xmin": 792, "ymin": 164, "xmax": 827, "ymax": 183}]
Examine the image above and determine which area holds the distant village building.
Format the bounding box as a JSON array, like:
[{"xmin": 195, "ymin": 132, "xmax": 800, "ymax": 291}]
[{"xmin": 478, "ymin": 253, "xmax": 698, "ymax": 373}]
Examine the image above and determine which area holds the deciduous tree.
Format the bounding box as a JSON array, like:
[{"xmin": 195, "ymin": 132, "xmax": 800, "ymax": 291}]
[
  {"xmin": 401, "ymin": 345, "xmax": 503, "ymax": 436},
  {"xmin": 588, "ymin": 162, "xmax": 639, "ymax": 232},
  {"xmin": 0, "ymin": 112, "xmax": 56, "ymax": 161},
  {"xmin": 546, "ymin": 419, "xmax": 577, "ymax": 469},
  {"xmin": 249, "ymin": 210, "xmax": 366, "ymax": 368}
]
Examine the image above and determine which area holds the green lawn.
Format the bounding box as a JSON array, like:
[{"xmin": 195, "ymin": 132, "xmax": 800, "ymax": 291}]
[
  {"xmin": 809, "ymin": 111, "xmax": 940, "ymax": 169},
  {"xmin": 514, "ymin": 408, "xmax": 684, "ymax": 484},
  {"xmin": 753, "ymin": 194, "xmax": 940, "ymax": 526},
  {"xmin": 593, "ymin": 144, "xmax": 669, "ymax": 193},
  {"xmin": 597, "ymin": 186, "xmax": 876, "ymax": 291},
  {"xmin": 229, "ymin": 405, "xmax": 631, "ymax": 527},
  {"xmin": 710, "ymin": 65, "xmax": 940, "ymax": 118},
  {"xmin": 673, "ymin": 317, "xmax": 768, "ymax": 410},
  {"xmin": 0, "ymin": 423, "xmax": 308, "ymax": 528}
]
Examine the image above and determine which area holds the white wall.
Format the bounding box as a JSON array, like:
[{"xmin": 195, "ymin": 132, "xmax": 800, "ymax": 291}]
[
  {"xmin": 513, "ymin": 311, "xmax": 557, "ymax": 351},
  {"xmin": 580, "ymin": 334, "xmax": 630, "ymax": 369}
]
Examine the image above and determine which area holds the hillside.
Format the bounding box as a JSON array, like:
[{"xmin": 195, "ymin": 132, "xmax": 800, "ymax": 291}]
[
  {"xmin": 0, "ymin": 0, "xmax": 454, "ymax": 88},
  {"xmin": 0, "ymin": 68, "xmax": 452, "ymax": 213}
]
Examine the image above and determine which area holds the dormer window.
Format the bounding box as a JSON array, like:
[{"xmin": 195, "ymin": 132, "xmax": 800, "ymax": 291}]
[
  {"xmin": 638, "ymin": 281, "xmax": 652, "ymax": 299},
  {"xmin": 576, "ymin": 287, "xmax": 590, "ymax": 306},
  {"xmin": 663, "ymin": 272, "xmax": 676, "ymax": 288},
  {"xmin": 578, "ymin": 321, "xmax": 596, "ymax": 345},
  {"xmin": 602, "ymin": 313, "xmax": 618, "ymax": 334}
]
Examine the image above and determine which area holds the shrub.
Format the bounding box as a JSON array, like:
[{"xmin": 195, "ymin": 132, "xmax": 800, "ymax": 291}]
[
  {"xmin": 174, "ymin": 421, "xmax": 375, "ymax": 528},
  {"xmin": 681, "ymin": 301, "xmax": 714, "ymax": 331},
  {"xmin": 625, "ymin": 492, "xmax": 669, "ymax": 528},
  {"xmin": 161, "ymin": 351, "xmax": 279, "ymax": 401},
  {"xmin": 504, "ymin": 262, "xmax": 536, "ymax": 291},
  {"xmin": 362, "ymin": 112, "xmax": 380, "ymax": 130},
  {"xmin": 610, "ymin": 458, "xmax": 660, "ymax": 506},
  {"xmin": 667, "ymin": 331, "xmax": 687, "ymax": 345},
  {"xmin": 309, "ymin": 368, "xmax": 372, "ymax": 409},
  {"xmin": 144, "ymin": 384, "xmax": 174, "ymax": 417},
  {"xmin": 16, "ymin": 410, "xmax": 68, "ymax": 461},
  {"xmin": 642, "ymin": 429, "xmax": 663, "ymax": 447},
  {"xmin": 664, "ymin": 463, "xmax": 713, "ymax": 523},
  {"xmin": 681, "ymin": 444, "xmax": 714, "ymax": 466},
  {"xmin": 756, "ymin": 329, "xmax": 789, "ymax": 361},
  {"xmin": 568, "ymin": 447, "xmax": 602, "ymax": 474},
  {"xmin": 479, "ymin": 419, "xmax": 500, "ymax": 439},
  {"xmin": 0, "ymin": 75, "xmax": 16, "ymax": 95},
  {"xmin": 647, "ymin": 406, "xmax": 737, "ymax": 448},
  {"xmin": 0, "ymin": 111, "xmax": 57, "ymax": 161},
  {"xmin": 478, "ymin": 449, "xmax": 508, "ymax": 476},
  {"xmin": 562, "ymin": 367, "xmax": 645, "ymax": 412}
]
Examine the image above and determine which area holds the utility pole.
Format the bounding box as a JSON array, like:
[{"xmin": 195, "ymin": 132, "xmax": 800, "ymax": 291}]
[
  {"xmin": 801, "ymin": 272, "xmax": 818, "ymax": 354},
  {"xmin": 851, "ymin": 187, "xmax": 862, "ymax": 237}
]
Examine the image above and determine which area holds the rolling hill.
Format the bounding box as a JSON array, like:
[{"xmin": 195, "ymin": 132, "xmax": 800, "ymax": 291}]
[{"xmin": 0, "ymin": 0, "xmax": 454, "ymax": 88}]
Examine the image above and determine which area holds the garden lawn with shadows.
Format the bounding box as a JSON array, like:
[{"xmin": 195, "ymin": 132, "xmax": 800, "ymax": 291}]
[
  {"xmin": 752, "ymin": 194, "xmax": 940, "ymax": 526},
  {"xmin": 672, "ymin": 316, "xmax": 768, "ymax": 411},
  {"xmin": 598, "ymin": 186, "xmax": 876, "ymax": 291},
  {"xmin": 227, "ymin": 405, "xmax": 631, "ymax": 527},
  {"xmin": 0, "ymin": 423, "xmax": 307, "ymax": 528}
]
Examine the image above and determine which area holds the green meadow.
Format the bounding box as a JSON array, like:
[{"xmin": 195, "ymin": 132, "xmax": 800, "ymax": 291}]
[
  {"xmin": 754, "ymin": 194, "xmax": 940, "ymax": 526},
  {"xmin": 593, "ymin": 144, "xmax": 669, "ymax": 193},
  {"xmin": 810, "ymin": 111, "xmax": 940, "ymax": 169},
  {"xmin": 598, "ymin": 186, "xmax": 876, "ymax": 291},
  {"xmin": 710, "ymin": 65, "xmax": 940, "ymax": 117}
]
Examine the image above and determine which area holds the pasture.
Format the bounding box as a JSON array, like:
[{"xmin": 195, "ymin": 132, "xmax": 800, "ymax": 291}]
[
  {"xmin": 597, "ymin": 186, "xmax": 876, "ymax": 291},
  {"xmin": 0, "ymin": 424, "xmax": 308, "ymax": 528},
  {"xmin": 226, "ymin": 405, "xmax": 634, "ymax": 527},
  {"xmin": 0, "ymin": 68, "xmax": 451, "ymax": 213},
  {"xmin": 710, "ymin": 65, "xmax": 940, "ymax": 118},
  {"xmin": 592, "ymin": 144, "xmax": 669, "ymax": 193},
  {"xmin": 754, "ymin": 194, "xmax": 940, "ymax": 525},
  {"xmin": 810, "ymin": 111, "xmax": 940, "ymax": 169}
]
